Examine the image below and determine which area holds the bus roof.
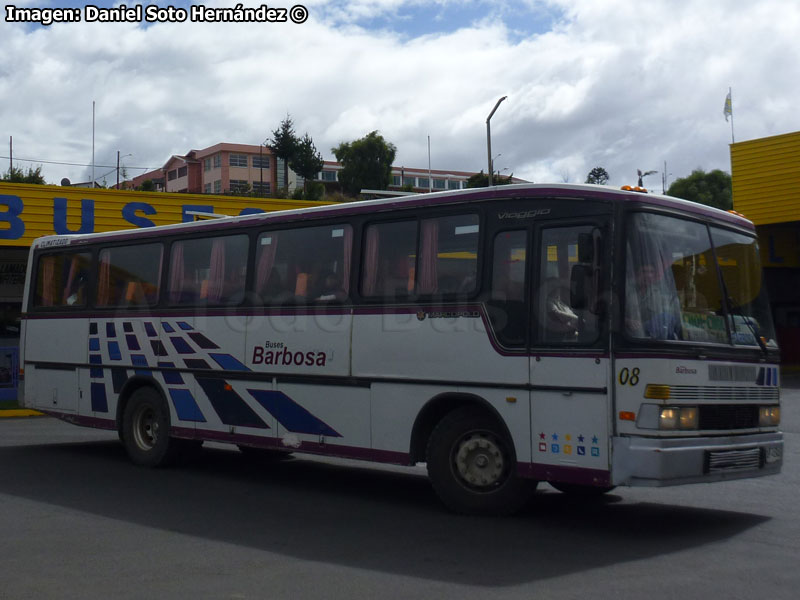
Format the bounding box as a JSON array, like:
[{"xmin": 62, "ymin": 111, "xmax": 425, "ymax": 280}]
[{"xmin": 30, "ymin": 183, "xmax": 753, "ymax": 249}]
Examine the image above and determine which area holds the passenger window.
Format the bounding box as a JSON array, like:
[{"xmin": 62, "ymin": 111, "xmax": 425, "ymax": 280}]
[
  {"xmin": 535, "ymin": 225, "xmax": 599, "ymax": 345},
  {"xmin": 97, "ymin": 244, "xmax": 162, "ymax": 307},
  {"xmin": 361, "ymin": 220, "xmax": 417, "ymax": 299},
  {"xmin": 417, "ymin": 214, "xmax": 479, "ymax": 296},
  {"xmin": 168, "ymin": 235, "xmax": 249, "ymax": 306},
  {"xmin": 255, "ymin": 224, "xmax": 352, "ymax": 305},
  {"xmin": 34, "ymin": 252, "xmax": 91, "ymax": 308},
  {"xmin": 488, "ymin": 231, "xmax": 527, "ymax": 347}
]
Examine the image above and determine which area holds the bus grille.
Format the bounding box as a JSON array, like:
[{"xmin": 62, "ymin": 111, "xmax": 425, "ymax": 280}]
[
  {"xmin": 705, "ymin": 448, "xmax": 762, "ymax": 473},
  {"xmin": 669, "ymin": 386, "xmax": 779, "ymax": 402},
  {"xmin": 698, "ymin": 405, "xmax": 759, "ymax": 430}
]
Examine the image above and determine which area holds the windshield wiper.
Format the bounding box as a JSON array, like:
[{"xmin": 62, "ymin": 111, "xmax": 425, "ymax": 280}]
[{"xmin": 719, "ymin": 276, "xmax": 768, "ymax": 355}]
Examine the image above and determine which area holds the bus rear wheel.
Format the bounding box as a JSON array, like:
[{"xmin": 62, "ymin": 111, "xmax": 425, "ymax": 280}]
[
  {"xmin": 122, "ymin": 387, "xmax": 174, "ymax": 467},
  {"xmin": 426, "ymin": 406, "xmax": 532, "ymax": 516}
]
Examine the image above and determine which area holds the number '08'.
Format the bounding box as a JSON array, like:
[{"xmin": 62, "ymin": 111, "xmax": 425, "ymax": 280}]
[{"xmin": 618, "ymin": 367, "xmax": 640, "ymax": 386}]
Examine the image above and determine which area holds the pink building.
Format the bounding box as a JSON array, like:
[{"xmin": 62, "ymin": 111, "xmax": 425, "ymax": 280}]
[{"xmin": 129, "ymin": 143, "xmax": 278, "ymax": 195}]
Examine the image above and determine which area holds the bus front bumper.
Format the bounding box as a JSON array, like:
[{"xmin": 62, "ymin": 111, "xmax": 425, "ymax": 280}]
[{"xmin": 611, "ymin": 432, "xmax": 783, "ymax": 486}]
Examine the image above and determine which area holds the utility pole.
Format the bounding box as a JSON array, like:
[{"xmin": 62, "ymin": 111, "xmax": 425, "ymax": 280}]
[{"xmin": 116, "ymin": 150, "xmax": 120, "ymax": 189}]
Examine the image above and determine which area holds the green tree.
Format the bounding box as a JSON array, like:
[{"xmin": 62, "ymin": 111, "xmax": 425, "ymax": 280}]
[
  {"xmin": 270, "ymin": 114, "xmax": 298, "ymax": 195},
  {"xmin": 138, "ymin": 179, "xmax": 156, "ymax": 192},
  {"xmin": 289, "ymin": 133, "xmax": 324, "ymax": 197},
  {"xmin": 666, "ymin": 168, "xmax": 732, "ymax": 210},
  {"xmin": 332, "ymin": 131, "xmax": 396, "ymax": 196},
  {"xmin": 2, "ymin": 165, "xmax": 46, "ymax": 184},
  {"xmin": 465, "ymin": 170, "xmax": 513, "ymax": 188},
  {"xmin": 585, "ymin": 167, "xmax": 609, "ymax": 185}
]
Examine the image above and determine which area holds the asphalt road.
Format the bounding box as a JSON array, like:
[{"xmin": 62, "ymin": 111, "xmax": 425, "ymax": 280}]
[{"xmin": 1, "ymin": 389, "xmax": 799, "ymax": 600}]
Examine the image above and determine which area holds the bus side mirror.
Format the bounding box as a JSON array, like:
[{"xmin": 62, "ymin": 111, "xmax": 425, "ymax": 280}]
[{"xmin": 570, "ymin": 264, "xmax": 591, "ymax": 310}]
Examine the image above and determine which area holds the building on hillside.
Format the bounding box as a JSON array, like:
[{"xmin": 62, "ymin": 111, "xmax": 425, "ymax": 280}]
[
  {"xmin": 127, "ymin": 143, "xmax": 285, "ymax": 195},
  {"xmin": 731, "ymin": 130, "xmax": 800, "ymax": 367},
  {"xmin": 315, "ymin": 161, "xmax": 527, "ymax": 194},
  {"xmin": 124, "ymin": 142, "xmax": 527, "ymax": 196}
]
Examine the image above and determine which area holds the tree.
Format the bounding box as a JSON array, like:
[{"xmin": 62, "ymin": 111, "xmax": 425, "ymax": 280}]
[
  {"xmin": 289, "ymin": 133, "xmax": 324, "ymax": 197},
  {"xmin": 269, "ymin": 114, "xmax": 298, "ymax": 194},
  {"xmin": 332, "ymin": 131, "xmax": 396, "ymax": 196},
  {"xmin": 585, "ymin": 167, "xmax": 609, "ymax": 185},
  {"xmin": 666, "ymin": 168, "xmax": 732, "ymax": 210},
  {"xmin": 139, "ymin": 179, "xmax": 156, "ymax": 192},
  {"xmin": 465, "ymin": 170, "xmax": 513, "ymax": 188},
  {"xmin": 2, "ymin": 165, "xmax": 46, "ymax": 184}
]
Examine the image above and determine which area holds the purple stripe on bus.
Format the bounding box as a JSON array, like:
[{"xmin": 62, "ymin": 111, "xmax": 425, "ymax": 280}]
[{"xmin": 517, "ymin": 462, "xmax": 612, "ymax": 487}]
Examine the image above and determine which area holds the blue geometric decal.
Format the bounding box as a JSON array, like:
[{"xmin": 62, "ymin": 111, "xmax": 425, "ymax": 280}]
[
  {"xmin": 188, "ymin": 332, "xmax": 219, "ymax": 349},
  {"xmin": 248, "ymin": 389, "xmax": 341, "ymax": 437},
  {"xmin": 209, "ymin": 353, "xmax": 249, "ymax": 371},
  {"xmin": 197, "ymin": 378, "xmax": 268, "ymax": 429},
  {"xmin": 126, "ymin": 334, "xmax": 141, "ymax": 351},
  {"xmin": 130, "ymin": 354, "xmax": 151, "ymax": 376},
  {"xmin": 168, "ymin": 389, "xmax": 206, "ymax": 422},
  {"xmin": 177, "ymin": 321, "xmax": 193, "ymax": 331},
  {"xmin": 90, "ymin": 382, "xmax": 108, "ymax": 413},
  {"xmin": 161, "ymin": 322, "xmax": 175, "ymax": 333},
  {"xmin": 169, "ymin": 336, "xmax": 195, "ymax": 354},
  {"xmin": 157, "ymin": 361, "xmax": 184, "ymax": 385},
  {"xmin": 106, "ymin": 322, "xmax": 116, "ymax": 338},
  {"xmin": 89, "ymin": 338, "xmax": 100, "ymax": 351},
  {"xmin": 144, "ymin": 322, "xmax": 157, "ymax": 337},
  {"xmin": 108, "ymin": 341, "xmax": 122, "ymax": 360},
  {"xmin": 89, "ymin": 354, "xmax": 103, "ymax": 378}
]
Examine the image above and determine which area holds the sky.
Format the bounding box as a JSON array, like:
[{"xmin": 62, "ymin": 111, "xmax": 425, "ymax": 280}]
[{"xmin": 1, "ymin": 0, "xmax": 798, "ymax": 190}]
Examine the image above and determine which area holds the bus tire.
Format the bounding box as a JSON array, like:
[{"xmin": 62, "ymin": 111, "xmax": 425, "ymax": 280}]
[
  {"xmin": 550, "ymin": 482, "xmax": 615, "ymax": 496},
  {"xmin": 426, "ymin": 406, "xmax": 530, "ymax": 516},
  {"xmin": 122, "ymin": 387, "xmax": 174, "ymax": 467}
]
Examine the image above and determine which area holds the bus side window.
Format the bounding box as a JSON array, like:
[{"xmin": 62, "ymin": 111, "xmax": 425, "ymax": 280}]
[
  {"xmin": 34, "ymin": 252, "xmax": 91, "ymax": 308},
  {"xmin": 489, "ymin": 230, "xmax": 527, "ymax": 348},
  {"xmin": 256, "ymin": 224, "xmax": 352, "ymax": 306},
  {"xmin": 361, "ymin": 221, "xmax": 417, "ymax": 300},
  {"xmin": 169, "ymin": 235, "xmax": 248, "ymax": 306},
  {"xmin": 97, "ymin": 244, "xmax": 163, "ymax": 308}
]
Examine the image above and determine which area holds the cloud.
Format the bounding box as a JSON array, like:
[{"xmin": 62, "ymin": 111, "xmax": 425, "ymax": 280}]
[{"xmin": 1, "ymin": 0, "xmax": 798, "ymax": 190}]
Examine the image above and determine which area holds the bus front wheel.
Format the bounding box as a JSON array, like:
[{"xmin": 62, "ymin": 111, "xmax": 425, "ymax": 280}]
[
  {"xmin": 122, "ymin": 387, "xmax": 174, "ymax": 467},
  {"xmin": 426, "ymin": 407, "xmax": 532, "ymax": 516}
]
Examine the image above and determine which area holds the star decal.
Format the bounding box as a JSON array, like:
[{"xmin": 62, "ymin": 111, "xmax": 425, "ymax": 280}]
[
  {"xmin": 592, "ymin": 435, "xmax": 599, "ymax": 445},
  {"xmin": 578, "ymin": 434, "xmax": 585, "ymax": 443},
  {"xmin": 552, "ymin": 433, "xmax": 559, "ymax": 441},
  {"xmin": 539, "ymin": 432, "xmax": 546, "ymax": 440}
]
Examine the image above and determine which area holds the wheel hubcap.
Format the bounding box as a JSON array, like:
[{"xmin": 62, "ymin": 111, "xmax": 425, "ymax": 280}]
[
  {"xmin": 133, "ymin": 405, "xmax": 159, "ymax": 450},
  {"xmin": 454, "ymin": 433, "xmax": 506, "ymax": 489}
]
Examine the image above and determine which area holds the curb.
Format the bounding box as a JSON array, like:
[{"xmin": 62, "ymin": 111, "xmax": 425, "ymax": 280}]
[{"xmin": 0, "ymin": 409, "xmax": 44, "ymax": 418}]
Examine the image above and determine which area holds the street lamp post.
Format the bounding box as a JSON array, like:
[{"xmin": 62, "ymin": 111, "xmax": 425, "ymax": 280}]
[
  {"xmin": 486, "ymin": 96, "xmax": 507, "ymax": 187},
  {"xmin": 116, "ymin": 151, "xmax": 132, "ymax": 189},
  {"xmin": 260, "ymin": 137, "xmax": 269, "ymax": 197}
]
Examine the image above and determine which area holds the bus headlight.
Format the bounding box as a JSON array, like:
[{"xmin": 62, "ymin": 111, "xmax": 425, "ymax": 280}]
[
  {"xmin": 759, "ymin": 406, "xmax": 781, "ymax": 427},
  {"xmin": 659, "ymin": 406, "xmax": 698, "ymax": 430}
]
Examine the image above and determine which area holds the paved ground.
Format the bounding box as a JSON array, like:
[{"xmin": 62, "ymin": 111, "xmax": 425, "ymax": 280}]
[{"xmin": 0, "ymin": 386, "xmax": 798, "ymax": 599}]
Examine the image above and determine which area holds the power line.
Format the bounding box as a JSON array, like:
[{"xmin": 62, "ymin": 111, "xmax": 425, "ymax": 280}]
[{"xmin": 0, "ymin": 154, "xmax": 157, "ymax": 171}]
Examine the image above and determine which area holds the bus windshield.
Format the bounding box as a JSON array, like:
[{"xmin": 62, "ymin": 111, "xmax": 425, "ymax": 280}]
[{"xmin": 624, "ymin": 212, "xmax": 777, "ymax": 348}]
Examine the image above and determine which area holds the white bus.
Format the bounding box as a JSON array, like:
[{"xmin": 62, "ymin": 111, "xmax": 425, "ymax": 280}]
[{"xmin": 20, "ymin": 184, "xmax": 783, "ymax": 514}]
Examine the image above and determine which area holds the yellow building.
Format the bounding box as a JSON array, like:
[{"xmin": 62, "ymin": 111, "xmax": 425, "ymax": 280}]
[
  {"xmin": 0, "ymin": 182, "xmax": 328, "ymax": 401},
  {"xmin": 731, "ymin": 131, "xmax": 800, "ymax": 366}
]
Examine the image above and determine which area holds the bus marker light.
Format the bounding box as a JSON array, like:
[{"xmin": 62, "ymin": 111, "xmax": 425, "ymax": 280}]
[
  {"xmin": 224, "ymin": 383, "xmax": 233, "ymax": 391},
  {"xmin": 644, "ymin": 384, "xmax": 671, "ymax": 400},
  {"xmin": 619, "ymin": 411, "xmax": 636, "ymax": 421},
  {"xmin": 506, "ymin": 396, "xmax": 517, "ymax": 404}
]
